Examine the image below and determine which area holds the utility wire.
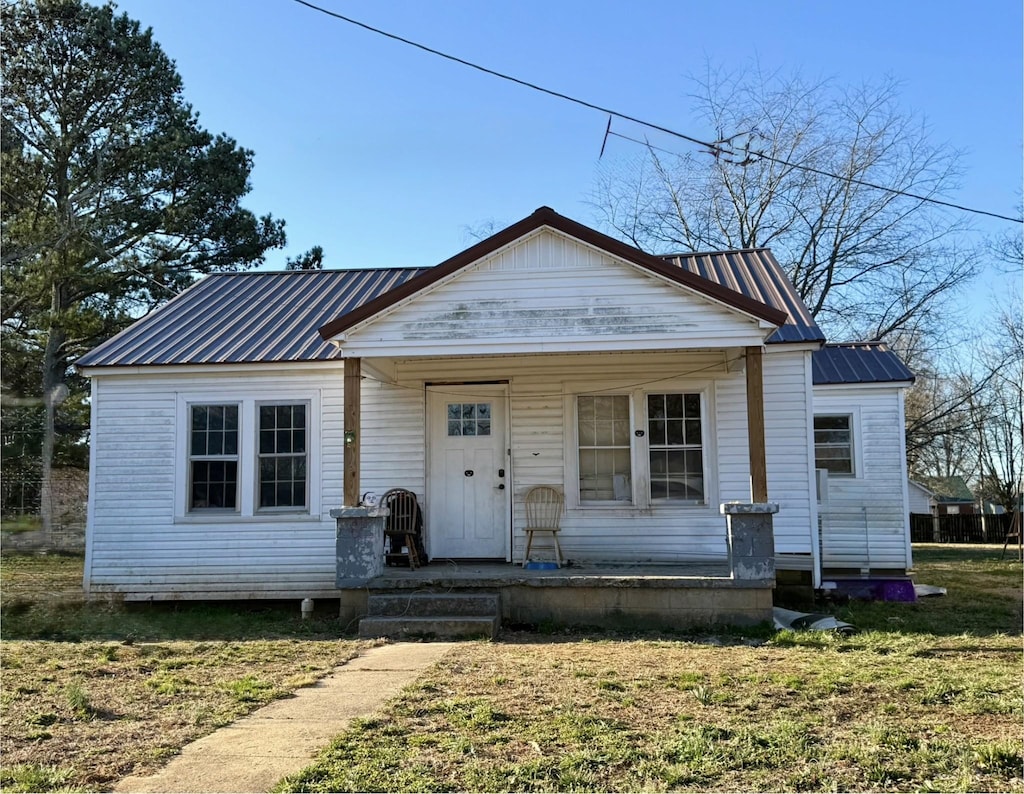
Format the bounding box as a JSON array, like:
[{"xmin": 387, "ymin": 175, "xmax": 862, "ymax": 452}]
[{"xmin": 290, "ymin": 0, "xmax": 1023, "ymax": 226}]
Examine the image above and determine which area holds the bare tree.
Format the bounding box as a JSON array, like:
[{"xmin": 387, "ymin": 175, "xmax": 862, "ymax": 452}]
[{"xmin": 592, "ymin": 65, "xmax": 978, "ymax": 345}]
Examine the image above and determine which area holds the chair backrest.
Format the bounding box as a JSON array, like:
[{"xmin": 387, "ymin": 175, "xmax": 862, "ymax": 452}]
[
  {"xmin": 524, "ymin": 486, "xmax": 564, "ymax": 530},
  {"xmin": 381, "ymin": 489, "xmax": 420, "ymax": 534}
]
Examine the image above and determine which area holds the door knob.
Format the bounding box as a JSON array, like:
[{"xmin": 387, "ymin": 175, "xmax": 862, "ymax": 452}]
[{"xmin": 496, "ymin": 483, "xmax": 505, "ymax": 490}]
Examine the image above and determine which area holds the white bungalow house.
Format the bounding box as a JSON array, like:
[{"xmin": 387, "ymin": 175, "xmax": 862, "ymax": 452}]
[{"xmin": 76, "ymin": 207, "xmax": 915, "ymax": 619}]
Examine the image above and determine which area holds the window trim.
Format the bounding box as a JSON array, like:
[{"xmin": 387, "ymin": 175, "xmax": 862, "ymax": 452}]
[
  {"xmin": 813, "ymin": 412, "xmax": 858, "ymax": 478},
  {"xmin": 563, "ymin": 379, "xmax": 714, "ymax": 511},
  {"xmin": 175, "ymin": 391, "xmax": 321, "ymax": 521},
  {"xmin": 255, "ymin": 400, "xmax": 310, "ymax": 513}
]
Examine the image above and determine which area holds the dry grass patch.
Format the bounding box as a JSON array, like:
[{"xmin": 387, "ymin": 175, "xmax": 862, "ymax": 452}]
[
  {"xmin": 1, "ymin": 638, "xmax": 368, "ymax": 791},
  {"xmin": 0, "ymin": 553, "xmax": 373, "ymax": 792}
]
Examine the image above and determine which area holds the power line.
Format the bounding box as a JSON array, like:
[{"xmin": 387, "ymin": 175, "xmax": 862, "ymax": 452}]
[{"xmin": 290, "ymin": 0, "xmax": 1023, "ymax": 226}]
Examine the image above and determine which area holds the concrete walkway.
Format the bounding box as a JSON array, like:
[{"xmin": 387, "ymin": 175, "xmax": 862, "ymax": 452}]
[{"xmin": 115, "ymin": 642, "xmax": 456, "ymax": 794}]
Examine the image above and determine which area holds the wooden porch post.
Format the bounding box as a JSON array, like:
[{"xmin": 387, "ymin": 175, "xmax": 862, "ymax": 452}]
[
  {"xmin": 344, "ymin": 357, "xmax": 361, "ymax": 507},
  {"xmin": 746, "ymin": 345, "xmax": 768, "ymax": 503}
]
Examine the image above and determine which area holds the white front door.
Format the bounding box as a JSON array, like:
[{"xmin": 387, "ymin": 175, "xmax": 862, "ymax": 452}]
[{"xmin": 427, "ymin": 385, "xmax": 509, "ymax": 559}]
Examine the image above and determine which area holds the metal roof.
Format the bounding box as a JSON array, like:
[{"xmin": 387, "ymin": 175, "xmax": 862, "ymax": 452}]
[
  {"xmin": 78, "ymin": 209, "xmax": 827, "ymax": 369},
  {"xmin": 661, "ymin": 249, "xmax": 825, "ymax": 344},
  {"xmin": 76, "ymin": 268, "xmax": 428, "ymax": 367},
  {"xmin": 811, "ymin": 342, "xmax": 915, "ymax": 385}
]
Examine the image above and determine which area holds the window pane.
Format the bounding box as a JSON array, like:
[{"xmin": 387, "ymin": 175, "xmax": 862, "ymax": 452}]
[
  {"xmin": 190, "ymin": 460, "xmax": 237, "ymax": 509},
  {"xmin": 260, "ymin": 429, "xmax": 274, "ymax": 454},
  {"xmin": 209, "ymin": 406, "xmax": 224, "ymax": 431},
  {"xmin": 648, "ymin": 394, "xmax": 666, "ymax": 420},
  {"xmin": 224, "ymin": 431, "xmax": 238, "ymax": 455},
  {"xmin": 683, "ymin": 393, "xmax": 700, "ymax": 417},
  {"xmin": 448, "ymin": 421, "xmax": 461, "ymax": 436},
  {"xmin": 224, "ymin": 407, "xmax": 238, "ymax": 430},
  {"xmin": 578, "ymin": 397, "xmax": 595, "ymax": 422},
  {"xmin": 260, "ymin": 405, "xmax": 275, "ymax": 427},
  {"xmin": 462, "ymin": 421, "xmax": 476, "ymax": 436},
  {"xmin": 292, "ymin": 429, "xmax": 305, "ymax": 453},
  {"xmin": 648, "ymin": 419, "xmax": 665, "ymax": 445},
  {"xmin": 477, "ymin": 420, "xmax": 491, "ymax": 436},
  {"xmin": 477, "ymin": 403, "xmax": 491, "ymax": 420},
  {"xmin": 277, "ymin": 428, "xmax": 291, "ymax": 453},
  {"xmin": 462, "ymin": 404, "xmax": 476, "ymax": 419},
  {"xmin": 666, "ymin": 393, "xmax": 684, "ymax": 418},
  {"xmin": 191, "ymin": 431, "xmax": 206, "ymax": 456},
  {"xmin": 448, "ymin": 404, "xmax": 461, "ymax": 420},
  {"xmin": 666, "ymin": 420, "xmax": 684, "ymax": 446},
  {"xmin": 208, "ymin": 433, "xmax": 223, "ymax": 455},
  {"xmin": 192, "ymin": 406, "xmax": 207, "ymax": 431},
  {"xmin": 685, "ymin": 419, "xmax": 702, "ymax": 445}
]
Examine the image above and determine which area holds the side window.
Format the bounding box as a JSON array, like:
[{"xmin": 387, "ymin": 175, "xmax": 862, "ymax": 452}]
[
  {"xmin": 647, "ymin": 393, "xmax": 705, "ymax": 502},
  {"xmin": 577, "ymin": 395, "xmax": 632, "ymax": 502},
  {"xmin": 189, "ymin": 404, "xmax": 239, "ymax": 511},
  {"xmin": 257, "ymin": 403, "xmax": 308, "ymax": 510},
  {"xmin": 814, "ymin": 415, "xmax": 853, "ymax": 475}
]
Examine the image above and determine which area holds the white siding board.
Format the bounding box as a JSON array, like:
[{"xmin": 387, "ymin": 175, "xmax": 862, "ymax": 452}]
[
  {"xmin": 815, "ymin": 384, "xmax": 910, "ymax": 571},
  {"xmin": 87, "ymin": 368, "xmax": 345, "ymax": 599},
  {"xmin": 762, "ymin": 350, "xmax": 815, "ymax": 557}
]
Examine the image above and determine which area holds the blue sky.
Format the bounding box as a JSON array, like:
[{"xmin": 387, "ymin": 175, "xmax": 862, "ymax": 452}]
[{"xmin": 115, "ymin": 0, "xmax": 1021, "ymax": 293}]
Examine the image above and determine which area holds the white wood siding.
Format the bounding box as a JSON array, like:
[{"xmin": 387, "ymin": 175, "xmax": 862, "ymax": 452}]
[
  {"xmin": 395, "ymin": 350, "xmax": 815, "ymax": 564},
  {"xmin": 86, "ymin": 367, "xmax": 346, "ymax": 600},
  {"xmin": 762, "ymin": 349, "xmax": 817, "ymax": 558},
  {"xmin": 814, "ymin": 384, "xmax": 911, "ymax": 571},
  {"xmin": 86, "ymin": 348, "xmax": 826, "ymax": 599},
  {"xmin": 340, "ymin": 230, "xmax": 769, "ymax": 357}
]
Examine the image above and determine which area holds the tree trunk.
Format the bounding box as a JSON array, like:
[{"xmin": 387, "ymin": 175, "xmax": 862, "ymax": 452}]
[{"xmin": 40, "ymin": 293, "xmax": 67, "ymax": 541}]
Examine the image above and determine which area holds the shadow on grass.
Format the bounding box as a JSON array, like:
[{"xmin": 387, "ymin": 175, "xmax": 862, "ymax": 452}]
[{"xmin": 0, "ymin": 598, "xmax": 350, "ymax": 642}]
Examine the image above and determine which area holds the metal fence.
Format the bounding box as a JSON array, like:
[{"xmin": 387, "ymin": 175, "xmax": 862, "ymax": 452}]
[{"xmin": 909, "ymin": 512, "xmax": 1014, "ymax": 544}]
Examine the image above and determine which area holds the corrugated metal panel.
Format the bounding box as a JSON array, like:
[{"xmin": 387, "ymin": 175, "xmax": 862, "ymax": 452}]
[
  {"xmin": 811, "ymin": 342, "xmax": 915, "ymax": 385},
  {"xmin": 661, "ymin": 249, "xmax": 825, "ymax": 344},
  {"xmin": 77, "ymin": 268, "xmax": 428, "ymax": 367}
]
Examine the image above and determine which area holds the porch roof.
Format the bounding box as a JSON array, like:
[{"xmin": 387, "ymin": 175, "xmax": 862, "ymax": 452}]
[{"xmin": 812, "ymin": 342, "xmax": 915, "ymax": 385}]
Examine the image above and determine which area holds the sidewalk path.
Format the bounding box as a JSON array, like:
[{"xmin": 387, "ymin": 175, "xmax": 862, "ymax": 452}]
[{"xmin": 115, "ymin": 642, "xmax": 456, "ymax": 794}]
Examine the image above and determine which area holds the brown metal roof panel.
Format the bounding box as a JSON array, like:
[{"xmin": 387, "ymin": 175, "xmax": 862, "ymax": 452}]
[
  {"xmin": 662, "ymin": 249, "xmax": 824, "ymax": 344},
  {"xmin": 77, "ymin": 268, "xmax": 428, "ymax": 368},
  {"xmin": 811, "ymin": 342, "xmax": 915, "ymax": 385}
]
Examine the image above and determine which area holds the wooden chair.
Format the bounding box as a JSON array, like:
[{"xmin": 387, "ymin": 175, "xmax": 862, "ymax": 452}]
[
  {"xmin": 523, "ymin": 486, "xmax": 564, "ymax": 567},
  {"xmin": 381, "ymin": 489, "xmax": 423, "ymax": 569}
]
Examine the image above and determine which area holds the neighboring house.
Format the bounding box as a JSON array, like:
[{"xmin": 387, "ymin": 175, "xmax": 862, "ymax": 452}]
[
  {"xmin": 907, "ymin": 480, "xmax": 935, "ymax": 515},
  {"xmin": 916, "ymin": 476, "xmax": 976, "ymax": 515},
  {"xmin": 76, "ymin": 207, "xmax": 915, "ymax": 602}
]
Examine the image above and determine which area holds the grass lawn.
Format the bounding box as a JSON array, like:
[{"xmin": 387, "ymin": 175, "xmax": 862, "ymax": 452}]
[
  {"xmin": 0, "ymin": 554, "xmax": 372, "ymax": 793},
  {"xmin": 1, "ymin": 545, "xmax": 1021, "ymax": 792},
  {"xmin": 277, "ymin": 544, "xmax": 1022, "ymax": 793}
]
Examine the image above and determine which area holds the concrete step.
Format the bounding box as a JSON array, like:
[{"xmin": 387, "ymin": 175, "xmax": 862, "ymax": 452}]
[
  {"xmin": 366, "ymin": 592, "xmax": 499, "ymax": 618},
  {"xmin": 358, "ymin": 615, "xmax": 499, "ymax": 640}
]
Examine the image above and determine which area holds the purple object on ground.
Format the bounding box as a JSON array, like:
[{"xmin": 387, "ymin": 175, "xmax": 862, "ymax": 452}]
[{"xmin": 825, "ymin": 578, "xmax": 917, "ymax": 602}]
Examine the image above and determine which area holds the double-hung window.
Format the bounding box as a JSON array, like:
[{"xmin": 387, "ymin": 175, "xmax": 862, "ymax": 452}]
[
  {"xmin": 574, "ymin": 390, "xmax": 708, "ymax": 506},
  {"xmin": 647, "ymin": 393, "xmax": 705, "ymax": 502},
  {"xmin": 577, "ymin": 395, "xmax": 632, "ymax": 502},
  {"xmin": 814, "ymin": 415, "xmax": 853, "ymax": 475},
  {"xmin": 189, "ymin": 404, "xmax": 239, "ymax": 511},
  {"xmin": 257, "ymin": 404, "xmax": 308, "ymax": 510}
]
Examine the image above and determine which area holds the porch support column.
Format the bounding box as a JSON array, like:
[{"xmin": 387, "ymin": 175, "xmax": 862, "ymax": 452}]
[
  {"xmin": 721, "ymin": 502, "xmax": 778, "ymax": 582},
  {"xmin": 746, "ymin": 345, "xmax": 768, "ymax": 503},
  {"xmin": 344, "ymin": 357, "xmax": 361, "ymax": 507}
]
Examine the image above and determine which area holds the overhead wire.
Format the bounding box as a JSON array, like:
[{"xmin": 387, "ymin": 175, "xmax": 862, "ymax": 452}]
[{"xmin": 290, "ymin": 0, "xmax": 1023, "ymax": 226}]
